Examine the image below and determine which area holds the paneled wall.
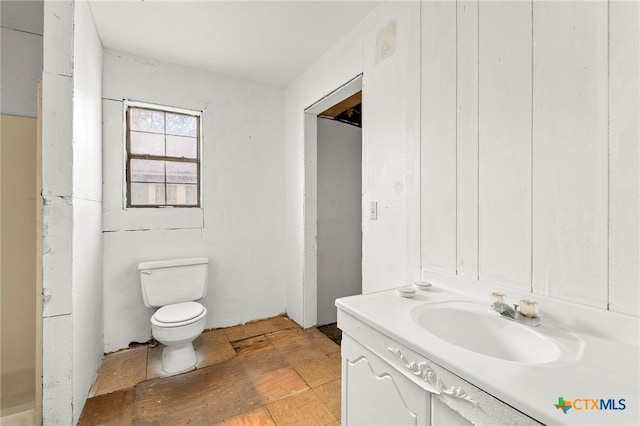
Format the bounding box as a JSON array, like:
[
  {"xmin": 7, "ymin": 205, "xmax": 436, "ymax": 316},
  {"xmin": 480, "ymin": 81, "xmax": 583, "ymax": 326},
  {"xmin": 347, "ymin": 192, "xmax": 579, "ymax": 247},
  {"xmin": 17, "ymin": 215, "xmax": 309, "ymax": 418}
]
[
  {"xmin": 361, "ymin": 2, "xmax": 421, "ymax": 293},
  {"xmin": 608, "ymin": 1, "xmax": 640, "ymax": 315},
  {"xmin": 532, "ymin": 1, "xmax": 609, "ymax": 306},
  {"xmin": 420, "ymin": 0, "xmax": 639, "ymax": 316},
  {"xmin": 478, "ymin": 1, "xmax": 532, "ymax": 289},
  {"xmin": 421, "ymin": 1, "xmax": 457, "ymax": 274}
]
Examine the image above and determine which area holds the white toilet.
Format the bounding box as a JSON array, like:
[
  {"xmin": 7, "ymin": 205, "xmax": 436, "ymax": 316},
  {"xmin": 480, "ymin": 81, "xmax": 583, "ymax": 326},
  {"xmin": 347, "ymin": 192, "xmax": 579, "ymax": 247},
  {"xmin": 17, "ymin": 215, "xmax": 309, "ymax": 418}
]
[{"xmin": 138, "ymin": 257, "xmax": 209, "ymax": 374}]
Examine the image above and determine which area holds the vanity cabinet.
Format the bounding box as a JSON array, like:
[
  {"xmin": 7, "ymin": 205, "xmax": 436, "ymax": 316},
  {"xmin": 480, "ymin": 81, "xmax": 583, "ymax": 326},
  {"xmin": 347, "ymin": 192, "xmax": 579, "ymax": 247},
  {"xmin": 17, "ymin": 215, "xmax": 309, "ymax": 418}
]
[
  {"xmin": 342, "ymin": 334, "xmax": 430, "ymax": 425},
  {"xmin": 431, "ymin": 398, "xmax": 473, "ymax": 426},
  {"xmin": 339, "ymin": 309, "xmax": 540, "ymax": 426}
]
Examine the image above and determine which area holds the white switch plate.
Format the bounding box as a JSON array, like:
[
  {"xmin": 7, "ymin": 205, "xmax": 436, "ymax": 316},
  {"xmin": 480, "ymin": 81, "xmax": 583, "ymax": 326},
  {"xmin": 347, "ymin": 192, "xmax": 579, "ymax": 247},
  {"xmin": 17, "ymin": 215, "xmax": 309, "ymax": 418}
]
[{"xmin": 370, "ymin": 201, "xmax": 378, "ymax": 220}]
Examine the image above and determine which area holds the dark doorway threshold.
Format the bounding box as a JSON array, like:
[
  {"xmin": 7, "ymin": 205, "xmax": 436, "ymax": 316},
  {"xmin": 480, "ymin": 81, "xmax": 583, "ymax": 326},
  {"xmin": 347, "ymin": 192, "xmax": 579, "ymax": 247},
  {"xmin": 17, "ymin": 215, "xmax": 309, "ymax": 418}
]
[{"xmin": 317, "ymin": 323, "xmax": 342, "ymax": 346}]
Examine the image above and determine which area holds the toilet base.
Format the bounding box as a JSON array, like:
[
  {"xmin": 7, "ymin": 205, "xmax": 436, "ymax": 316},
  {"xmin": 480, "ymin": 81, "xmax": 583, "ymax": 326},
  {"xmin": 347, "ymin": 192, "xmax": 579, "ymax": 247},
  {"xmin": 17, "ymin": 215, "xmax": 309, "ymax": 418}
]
[{"xmin": 162, "ymin": 344, "xmax": 197, "ymax": 374}]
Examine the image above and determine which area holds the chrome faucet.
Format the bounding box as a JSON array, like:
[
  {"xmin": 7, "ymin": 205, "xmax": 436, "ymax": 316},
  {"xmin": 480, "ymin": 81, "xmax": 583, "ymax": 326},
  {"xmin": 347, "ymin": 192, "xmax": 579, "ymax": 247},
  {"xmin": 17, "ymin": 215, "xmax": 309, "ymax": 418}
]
[{"xmin": 491, "ymin": 300, "xmax": 540, "ymax": 327}]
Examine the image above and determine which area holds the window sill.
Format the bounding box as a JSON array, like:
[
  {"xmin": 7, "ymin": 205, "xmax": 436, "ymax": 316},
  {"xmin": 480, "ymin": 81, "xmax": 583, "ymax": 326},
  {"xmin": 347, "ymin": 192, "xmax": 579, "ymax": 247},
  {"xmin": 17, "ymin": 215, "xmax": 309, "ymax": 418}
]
[{"xmin": 103, "ymin": 206, "xmax": 203, "ymax": 232}]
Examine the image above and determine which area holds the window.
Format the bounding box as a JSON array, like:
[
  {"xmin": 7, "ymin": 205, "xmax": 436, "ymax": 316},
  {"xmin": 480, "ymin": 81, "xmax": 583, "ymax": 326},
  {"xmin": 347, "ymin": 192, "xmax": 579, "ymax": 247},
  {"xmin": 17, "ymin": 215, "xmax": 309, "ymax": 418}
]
[{"xmin": 126, "ymin": 103, "xmax": 201, "ymax": 207}]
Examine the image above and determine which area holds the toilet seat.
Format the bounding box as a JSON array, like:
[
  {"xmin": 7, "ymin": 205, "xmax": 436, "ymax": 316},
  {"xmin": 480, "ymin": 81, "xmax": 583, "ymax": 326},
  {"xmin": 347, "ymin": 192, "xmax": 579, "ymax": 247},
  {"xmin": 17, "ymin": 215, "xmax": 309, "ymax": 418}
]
[{"xmin": 151, "ymin": 301, "xmax": 206, "ymax": 328}]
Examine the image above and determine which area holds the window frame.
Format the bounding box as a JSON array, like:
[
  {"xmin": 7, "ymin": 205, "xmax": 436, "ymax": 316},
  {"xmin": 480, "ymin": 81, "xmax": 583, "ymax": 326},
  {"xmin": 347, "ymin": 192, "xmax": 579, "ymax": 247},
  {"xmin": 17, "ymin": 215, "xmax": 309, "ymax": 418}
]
[{"xmin": 124, "ymin": 101, "xmax": 203, "ymax": 209}]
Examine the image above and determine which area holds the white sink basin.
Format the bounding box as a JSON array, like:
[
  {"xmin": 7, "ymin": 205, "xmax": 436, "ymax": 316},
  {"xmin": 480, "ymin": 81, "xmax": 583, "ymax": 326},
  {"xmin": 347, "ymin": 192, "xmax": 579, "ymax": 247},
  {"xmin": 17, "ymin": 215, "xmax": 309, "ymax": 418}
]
[{"xmin": 411, "ymin": 301, "xmax": 577, "ymax": 364}]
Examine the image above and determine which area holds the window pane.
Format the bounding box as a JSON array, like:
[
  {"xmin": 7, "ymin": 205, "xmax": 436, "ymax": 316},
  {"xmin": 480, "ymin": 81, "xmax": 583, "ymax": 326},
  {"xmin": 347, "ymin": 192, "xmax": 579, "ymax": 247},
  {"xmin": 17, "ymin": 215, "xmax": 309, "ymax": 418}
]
[
  {"xmin": 155, "ymin": 184, "xmax": 166, "ymax": 204},
  {"xmin": 167, "ymin": 184, "xmax": 198, "ymax": 205},
  {"xmin": 126, "ymin": 104, "xmax": 201, "ymax": 208},
  {"xmin": 185, "ymin": 185, "xmax": 198, "ymax": 205},
  {"xmin": 130, "ymin": 108, "xmax": 165, "ymax": 133},
  {"xmin": 130, "ymin": 159, "xmax": 165, "ymax": 182},
  {"xmin": 166, "ymin": 113, "xmax": 197, "ymax": 137},
  {"xmin": 166, "ymin": 184, "xmax": 177, "ymax": 205},
  {"xmin": 131, "ymin": 182, "xmax": 165, "ymax": 205},
  {"xmin": 166, "ymin": 161, "xmax": 197, "ymax": 184},
  {"xmin": 166, "ymin": 135, "xmax": 197, "ymax": 158},
  {"xmin": 130, "ymin": 131, "xmax": 165, "ymax": 156}
]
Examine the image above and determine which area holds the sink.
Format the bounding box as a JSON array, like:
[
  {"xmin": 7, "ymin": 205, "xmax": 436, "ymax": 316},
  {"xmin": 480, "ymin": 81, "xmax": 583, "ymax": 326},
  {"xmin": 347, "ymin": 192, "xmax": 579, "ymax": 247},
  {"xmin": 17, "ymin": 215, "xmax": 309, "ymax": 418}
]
[{"xmin": 412, "ymin": 301, "xmax": 571, "ymax": 364}]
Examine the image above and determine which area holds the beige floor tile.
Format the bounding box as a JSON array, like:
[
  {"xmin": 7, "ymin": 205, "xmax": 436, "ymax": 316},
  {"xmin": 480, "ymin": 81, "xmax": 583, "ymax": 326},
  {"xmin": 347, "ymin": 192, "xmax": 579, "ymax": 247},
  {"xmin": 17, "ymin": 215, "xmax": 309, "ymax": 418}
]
[
  {"xmin": 233, "ymin": 335, "xmax": 274, "ymax": 357},
  {"xmin": 280, "ymin": 346, "xmax": 328, "ymax": 366},
  {"xmin": 225, "ymin": 322, "xmax": 265, "ymax": 342},
  {"xmin": 81, "ymin": 314, "xmax": 343, "ymax": 426},
  {"xmin": 147, "ymin": 329, "xmax": 236, "ymax": 380},
  {"xmin": 217, "ymin": 407, "xmax": 276, "ymax": 426},
  {"xmin": 89, "ymin": 346, "xmax": 147, "ymax": 397},
  {"xmin": 251, "ymin": 367, "xmax": 309, "ymax": 403},
  {"xmin": 134, "ymin": 358, "xmax": 262, "ymax": 425},
  {"xmin": 293, "ymin": 355, "xmax": 341, "ymax": 388},
  {"xmin": 266, "ymin": 390, "xmax": 336, "ymax": 426},
  {"xmin": 78, "ymin": 387, "xmax": 135, "ymax": 426},
  {"xmin": 145, "ymin": 344, "xmax": 171, "ymax": 381},
  {"xmin": 195, "ymin": 328, "xmax": 237, "ymax": 368},
  {"xmin": 313, "ymin": 379, "xmax": 341, "ymax": 421},
  {"xmin": 239, "ymin": 347, "xmax": 290, "ymax": 380},
  {"xmin": 305, "ymin": 328, "xmax": 341, "ymax": 355},
  {"xmin": 267, "ymin": 329, "xmax": 327, "ymax": 365},
  {"xmin": 265, "ymin": 328, "xmax": 303, "ymax": 346},
  {"xmin": 256, "ymin": 315, "xmax": 299, "ymax": 334}
]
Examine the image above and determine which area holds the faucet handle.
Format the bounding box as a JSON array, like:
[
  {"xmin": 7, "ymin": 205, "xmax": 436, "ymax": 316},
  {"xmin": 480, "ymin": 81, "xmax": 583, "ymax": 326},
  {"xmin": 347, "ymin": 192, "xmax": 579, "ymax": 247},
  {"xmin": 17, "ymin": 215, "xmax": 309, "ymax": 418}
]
[
  {"xmin": 490, "ymin": 291, "xmax": 505, "ymax": 304},
  {"xmin": 518, "ymin": 299, "xmax": 539, "ymax": 318}
]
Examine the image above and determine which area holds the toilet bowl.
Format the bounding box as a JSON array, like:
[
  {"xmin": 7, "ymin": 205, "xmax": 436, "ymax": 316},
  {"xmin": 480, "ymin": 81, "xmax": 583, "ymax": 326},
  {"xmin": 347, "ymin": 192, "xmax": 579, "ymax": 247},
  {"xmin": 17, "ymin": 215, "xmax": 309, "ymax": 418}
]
[
  {"xmin": 138, "ymin": 257, "xmax": 209, "ymax": 375},
  {"xmin": 151, "ymin": 301, "xmax": 207, "ymax": 373}
]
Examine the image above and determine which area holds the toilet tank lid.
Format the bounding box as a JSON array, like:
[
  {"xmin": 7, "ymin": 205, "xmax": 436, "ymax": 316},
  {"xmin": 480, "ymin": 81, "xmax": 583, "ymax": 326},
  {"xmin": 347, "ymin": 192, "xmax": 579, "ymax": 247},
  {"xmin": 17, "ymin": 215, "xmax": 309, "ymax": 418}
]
[{"xmin": 138, "ymin": 257, "xmax": 209, "ymax": 270}]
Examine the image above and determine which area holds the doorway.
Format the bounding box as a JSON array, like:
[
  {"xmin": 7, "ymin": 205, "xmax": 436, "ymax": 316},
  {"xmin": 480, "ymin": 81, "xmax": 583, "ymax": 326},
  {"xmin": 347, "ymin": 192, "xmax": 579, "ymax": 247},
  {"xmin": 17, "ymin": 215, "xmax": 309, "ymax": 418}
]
[{"xmin": 303, "ymin": 75, "xmax": 363, "ymax": 328}]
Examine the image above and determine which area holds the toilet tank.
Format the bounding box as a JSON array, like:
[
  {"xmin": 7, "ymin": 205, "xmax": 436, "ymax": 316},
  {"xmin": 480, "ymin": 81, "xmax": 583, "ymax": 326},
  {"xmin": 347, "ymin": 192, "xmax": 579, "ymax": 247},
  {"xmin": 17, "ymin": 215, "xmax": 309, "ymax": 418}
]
[{"xmin": 138, "ymin": 257, "xmax": 209, "ymax": 308}]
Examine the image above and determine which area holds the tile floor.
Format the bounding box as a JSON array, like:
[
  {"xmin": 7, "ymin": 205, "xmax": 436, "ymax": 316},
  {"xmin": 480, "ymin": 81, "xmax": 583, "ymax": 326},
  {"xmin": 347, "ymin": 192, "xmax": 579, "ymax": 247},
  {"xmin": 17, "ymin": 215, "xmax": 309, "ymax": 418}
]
[{"xmin": 79, "ymin": 316, "xmax": 342, "ymax": 426}]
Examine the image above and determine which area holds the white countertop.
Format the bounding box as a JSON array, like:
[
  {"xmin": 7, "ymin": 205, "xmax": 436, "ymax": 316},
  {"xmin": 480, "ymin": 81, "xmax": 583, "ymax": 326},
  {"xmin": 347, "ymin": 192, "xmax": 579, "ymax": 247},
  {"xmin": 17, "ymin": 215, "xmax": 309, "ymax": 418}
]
[{"xmin": 336, "ymin": 273, "xmax": 640, "ymax": 426}]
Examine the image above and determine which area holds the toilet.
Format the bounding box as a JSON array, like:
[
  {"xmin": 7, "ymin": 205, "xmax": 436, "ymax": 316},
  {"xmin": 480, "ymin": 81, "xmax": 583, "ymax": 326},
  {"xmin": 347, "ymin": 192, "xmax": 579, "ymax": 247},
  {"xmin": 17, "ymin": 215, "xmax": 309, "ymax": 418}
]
[{"xmin": 138, "ymin": 257, "xmax": 209, "ymax": 374}]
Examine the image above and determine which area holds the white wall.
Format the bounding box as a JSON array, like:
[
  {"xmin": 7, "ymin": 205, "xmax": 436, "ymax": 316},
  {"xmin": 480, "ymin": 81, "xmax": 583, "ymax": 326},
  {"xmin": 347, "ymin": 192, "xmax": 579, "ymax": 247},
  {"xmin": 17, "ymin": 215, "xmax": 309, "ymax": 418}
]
[
  {"xmin": 420, "ymin": 1, "xmax": 456, "ymax": 275},
  {"xmin": 361, "ymin": 4, "xmax": 421, "ymax": 295},
  {"xmin": 41, "ymin": 0, "xmax": 104, "ymax": 423},
  {"xmin": 284, "ymin": 16, "xmax": 364, "ymax": 328},
  {"xmin": 608, "ymin": 0, "xmax": 639, "ymax": 315},
  {"xmin": 420, "ymin": 0, "xmax": 639, "ymax": 317},
  {"xmin": 285, "ymin": 1, "xmax": 421, "ymax": 327},
  {"xmin": 71, "ymin": 0, "xmax": 103, "ymax": 422},
  {"xmin": 317, "ymin": 118, "xmax": 362, "ymax": 326},
  {"xmin": 102, "ymin": 50, "xmax": 286, "ymax": 352},
  {"xmin": 41, "ymin": 0, "xmax": 74, "ymax": 422},
  {"xmin": 0, "ymin": 0, "xmax": 43, "ymax": 117}
]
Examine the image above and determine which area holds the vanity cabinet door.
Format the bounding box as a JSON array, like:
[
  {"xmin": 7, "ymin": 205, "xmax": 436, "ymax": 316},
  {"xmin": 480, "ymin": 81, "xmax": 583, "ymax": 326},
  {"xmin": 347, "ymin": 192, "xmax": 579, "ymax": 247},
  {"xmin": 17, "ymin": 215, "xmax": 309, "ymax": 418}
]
[
  {"xmin": 342, "ymin": 334, "xmax": 430, "ymax": 426},
  {"xmin": 431, "ymin": 397, "xmax": 473, "ymax": 426}
]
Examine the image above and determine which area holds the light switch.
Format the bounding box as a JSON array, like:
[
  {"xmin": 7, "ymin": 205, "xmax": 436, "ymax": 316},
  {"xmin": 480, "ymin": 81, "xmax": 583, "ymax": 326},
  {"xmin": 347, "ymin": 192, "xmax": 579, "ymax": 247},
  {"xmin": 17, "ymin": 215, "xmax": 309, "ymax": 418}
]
[{"xmin": 370, "ymin": 201, "xmax": 378, "ymax": 220}]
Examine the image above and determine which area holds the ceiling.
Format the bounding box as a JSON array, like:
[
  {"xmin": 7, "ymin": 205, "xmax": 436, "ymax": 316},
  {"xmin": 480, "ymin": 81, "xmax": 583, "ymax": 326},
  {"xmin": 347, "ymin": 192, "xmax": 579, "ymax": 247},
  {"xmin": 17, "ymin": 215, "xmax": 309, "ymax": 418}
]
[{"xmin": 88, "ymin": 0, "xmax": 381, "ymax": 88}]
